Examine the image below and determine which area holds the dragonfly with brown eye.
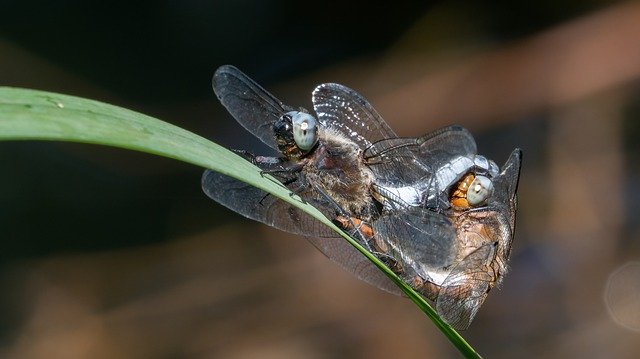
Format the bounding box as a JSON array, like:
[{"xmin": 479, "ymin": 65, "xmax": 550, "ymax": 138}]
[{"xmin": 202, "ymin": 65, "xmax": 521, "ymax": 330}]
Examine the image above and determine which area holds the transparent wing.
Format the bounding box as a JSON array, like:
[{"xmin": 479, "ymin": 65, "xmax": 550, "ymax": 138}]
[
  {"xmin": 373, "ymin": 210, "xmax": 457, "ymax": 271},
  {"xmin": 435, "ymin": 243, "xmax": 497, "ymax": 330},
  {"xmin": 312, "ymin": 83, "xmax": 397, "ymax": 150},
  {"xmin": 492, "ymin": 148, "xmax": 522, "ymax": 233},
  {"xmin": 202, "ymin": 169, "xmax": 401, "ymax": 295},
  {"xmin": 364, "ymin": 125, "xmax": 478, "ymax": 185},
  {"xmin": 202, "ymin": 169, "xmax": 335, "ymax": 238},
  {"xmin": 304, "ymin": 235, "xmax": 403, "ymax": 296},
  {"xmin": 212, "ymin": 65, "xmax": 296, "ymax": 151}
]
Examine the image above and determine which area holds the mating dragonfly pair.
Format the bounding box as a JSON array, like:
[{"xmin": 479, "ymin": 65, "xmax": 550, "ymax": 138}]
[{"xmin": 203, "ymin": 65, "xmax": 521, "ymax": 330}]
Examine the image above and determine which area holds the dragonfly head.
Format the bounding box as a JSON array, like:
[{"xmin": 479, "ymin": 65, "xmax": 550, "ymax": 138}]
[
  {"xmin": 451, "ymin": 148, "xmax": 522, "ymax": 266},
  {"xmin": 274, "ymin": 111, "xmax": 319, "ymax": 158}
]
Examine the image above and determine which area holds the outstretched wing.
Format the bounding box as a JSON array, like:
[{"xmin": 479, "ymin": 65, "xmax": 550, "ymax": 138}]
[
  {"xmin": 312, "ymin": 83, "xmax": 397, "ymax": 150},
  {"xmin": 202, "ymin": 169, "xmax": 402, "ymax": 295},
  {"xmin": 364, "ymin": 125, "xmax": 478, "ymax": 185},
  {"xmin": 305, "ymin": 234, "xmax": 403, "ymax": 296},
  {"xmin": 212, "ymin": 65, "xmax": 296, "ymax": 151},
  {"xmin": 202, "ymin": 169, "xmax": 335, "ymax": 238}
]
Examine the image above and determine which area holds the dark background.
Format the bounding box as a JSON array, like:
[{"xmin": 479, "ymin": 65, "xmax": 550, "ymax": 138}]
[{"xmin": 1, "ymin": 1, "xmax": 639, "ymax": 358}]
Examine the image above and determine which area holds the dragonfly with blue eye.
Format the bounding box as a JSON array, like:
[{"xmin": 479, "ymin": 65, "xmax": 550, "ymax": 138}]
[{"xmin": 202, "ymin": 65, "xmax": 521, "ymax": 330}]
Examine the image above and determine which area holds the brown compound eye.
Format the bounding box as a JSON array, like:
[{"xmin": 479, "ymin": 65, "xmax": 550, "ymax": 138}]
[{"xmin": 450, "ymin": 173, "xmax": 494, "ymax": 209}]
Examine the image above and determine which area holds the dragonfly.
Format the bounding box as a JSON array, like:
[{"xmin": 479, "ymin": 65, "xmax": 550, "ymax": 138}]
[{"xmin": 202, "ymin": 65, "xmax": 521, "ymax": 330}]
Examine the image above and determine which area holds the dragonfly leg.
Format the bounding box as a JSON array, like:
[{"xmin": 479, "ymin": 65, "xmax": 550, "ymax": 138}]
[
  {"xmin": 326, "ymin": 212, "xmax": 373, "ymax": 252},
  {"xmin": 307, "ymin": 186, "xmax": 372, "ymax": 250},
  {"xmin": 235, "ymin": 150, "xmax": 309, "ymax": 205}
]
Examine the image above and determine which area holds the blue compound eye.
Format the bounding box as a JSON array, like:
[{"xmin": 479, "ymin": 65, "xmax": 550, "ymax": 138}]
[
  {"xmin": 290, "ymin": 112, "xmax": 318, "ymax": 152},
  {"xmin": 467, "ymin": 175, "xmax": 494, "ymax": 206}
]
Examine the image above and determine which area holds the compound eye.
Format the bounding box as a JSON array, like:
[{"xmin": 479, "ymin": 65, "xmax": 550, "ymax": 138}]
[
  {"xmin": 466, "ymin": 175, "xmax": 494, "ymax": 206},
  {"xmin": 290, "ymin": 112, "xmax": 318, "ymax": 151}
]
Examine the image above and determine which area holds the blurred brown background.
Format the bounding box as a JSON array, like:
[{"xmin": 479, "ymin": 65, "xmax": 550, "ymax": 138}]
[{"xmin": 2, "ymin": 1, "xmax": 640, "ymax": 358}]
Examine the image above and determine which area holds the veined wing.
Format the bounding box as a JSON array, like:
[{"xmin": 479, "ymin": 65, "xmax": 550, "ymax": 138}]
[
  {"xmin": 312, "ymin": 83, "xmax": 397, "ymax": 150},
  {"xmin": 491, "ymin": 148, "xmax": 523, "ymax": 234},
  {"xmin": 310, "ymin": 83, "xmax": 480, "ymax": 203},
  {"xmin": 373, "ymin": 210, "xmax": 457, "ymax": 272},
  {"xmin": 213, "ymin": 65, "xmax": 296, "ymax": 151},
  {"xmin": 365, "ymin": 125, "xmax": 478, "ymax": 185},
  {"xmin": 435, "ymin": 243, "xmax": 497, "ymax": 330},
  {"xmin": 312, "ymin": 82, "xmax": 478, "ymax": 185},
  {"xmin": 202, "ymin": 169, "xmax": 402, "ymax": 295},
  {"xmin": 305, "ymin": 234, "xmax": 403, "ymax": 296},
  {"xmin": 202, "ymin": 169, "xmax": 335, "ymax": 238}
]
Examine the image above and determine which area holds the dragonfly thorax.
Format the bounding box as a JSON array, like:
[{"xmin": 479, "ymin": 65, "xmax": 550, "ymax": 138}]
[{"xmin": 302, "ymin": 127, "xmax": 376, "ymax": 217}]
